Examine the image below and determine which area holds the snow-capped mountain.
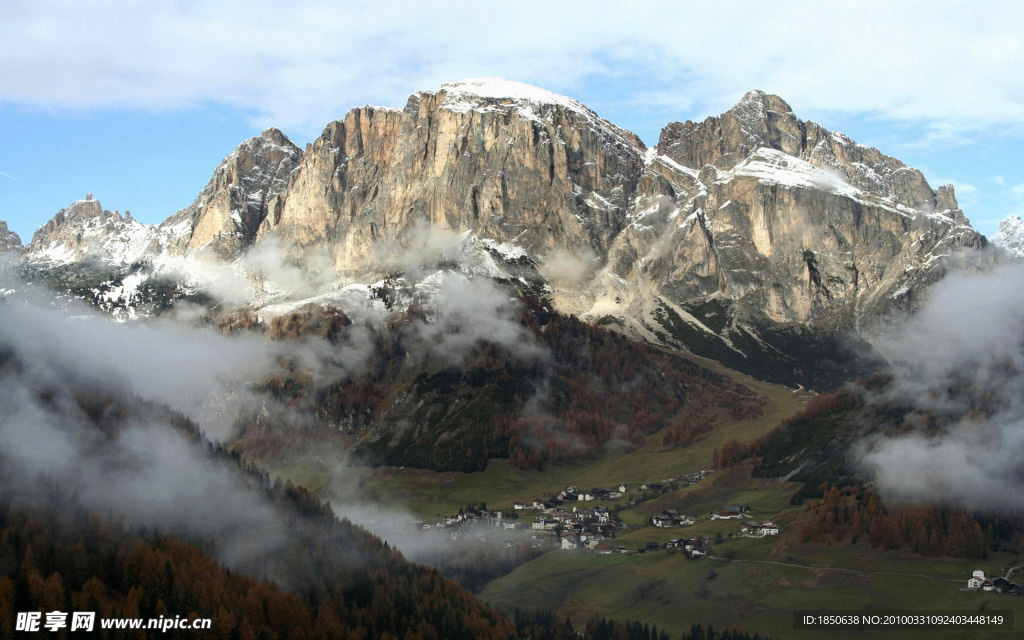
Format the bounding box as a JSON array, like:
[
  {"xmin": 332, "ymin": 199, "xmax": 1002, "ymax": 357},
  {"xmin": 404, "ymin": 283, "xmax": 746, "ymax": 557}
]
[
  {"xmin": 6, "ymin": 79, "xmax": 997, "ymax": 381},
  {"xmin": 991, "ymin": 215, "xmax": 1024, "ymax": 258}
]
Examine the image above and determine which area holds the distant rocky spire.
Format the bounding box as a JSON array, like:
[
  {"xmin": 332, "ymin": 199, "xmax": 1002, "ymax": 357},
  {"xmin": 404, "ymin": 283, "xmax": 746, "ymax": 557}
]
[{"xmin": 0, "ymin": 220, "xmax": 22, "ymax": 252}]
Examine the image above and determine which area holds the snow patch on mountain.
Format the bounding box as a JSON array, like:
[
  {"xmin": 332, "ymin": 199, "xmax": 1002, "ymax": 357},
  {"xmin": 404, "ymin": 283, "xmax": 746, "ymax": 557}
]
[
  {"xmin": 439, "ymin": 78, "xmax": 643, "ymax": 153},
  {"xmin": 991, "ymin": 215, "xmax": 1024, "ymax": 258},
  {"xmin": 728, "ymin": 148, "xmax": 861, "ymax": 198}
]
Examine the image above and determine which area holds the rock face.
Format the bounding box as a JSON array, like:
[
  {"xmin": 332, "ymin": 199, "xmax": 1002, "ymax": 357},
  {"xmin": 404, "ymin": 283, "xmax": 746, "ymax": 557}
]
[
  {"xmin": 251, "ymin": 81, "xmax": 985, "ymax": 339},
  {"xmin": 656, "ymin": 91, "xmax": 939, "ymax": 209},
  {"xmin": 602, "ymin": 90, "xmax": 985, "ymax": 336},
  {"xmin": 259, "ymin": 79, "xmax": 645, "ymax": 270},
  {"xmin": 26, "ymin": 196, "xmax": 174, "ymax": 266},
  {"xmin": 0, "ymin": 221, "xmax": 21, "ymax": 253},
  {"xmin": 17, "ymin": 81, "xmax": 996, "ymax": 380},
  {"xmin": 991, "ymin": 215, "xmax": 1024, "ymax": 258},
  {"xmin": 164, "ymin": 128, "xmax": 303, "ymax": 257}
]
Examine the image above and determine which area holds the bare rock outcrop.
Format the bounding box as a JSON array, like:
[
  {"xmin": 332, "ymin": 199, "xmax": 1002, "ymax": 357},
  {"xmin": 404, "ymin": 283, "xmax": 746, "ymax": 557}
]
[
  {"xmin": 26, "ymin": 196, "xmax": 167, "ymax": 266},
  {"xmin": 0, "ymin": 221, "xmax": 22, "ymax": 253},
  {"xmin": 259, "ymin": 79, "xmax": 646, "ymax": 272},
  {"xmin": 164, "ymin": 128, "xmax": 303, "ymax": 257}
]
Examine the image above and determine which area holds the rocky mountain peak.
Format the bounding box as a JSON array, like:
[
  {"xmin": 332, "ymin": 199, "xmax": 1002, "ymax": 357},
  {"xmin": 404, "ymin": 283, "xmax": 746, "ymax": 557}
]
[
  {"xmin": 25, "ymin": 197, "xmax": 168, "ymax": 266},
  {"xmin": 935, "ymin": 184, "xmax": 959, "ymax": 211},
  {"xmin": 31, "ymin": 197, "xmax": 108, "ymax": 245},
  {"xmin": 258, "ymin": 127, "xmax": 291, "ymax": 146},
  {"xmin": 434, "ymin": 78, "xmax": 645, "ymax": 151},
  {"xmin": 162, "ymin": 128, "xmax": 304, "ymax": 256},
  {"xmin": 256, "ymin": 79, "xmax": 647, "ymax": 263},
  {"xmin": 438, "ymin": 78, "xmax": 597, "ymax": 118},
  {"xmin": 12, "ymin": 82, "xmax": 996, "ymax": 386},
  {"xmin": 0, "ymin": 220, "xmax": 22, "ymax": 253},
  {"xmin": 991, "ymin": 215, "xmax": 1024, "ymax": 257},
  {"xmin": 657, "ymin": 91, "xmax": 941, "ymax": 211},
  {"xmin": 730, "ymin": 89, "xmax": 797, "ymax": 135}
]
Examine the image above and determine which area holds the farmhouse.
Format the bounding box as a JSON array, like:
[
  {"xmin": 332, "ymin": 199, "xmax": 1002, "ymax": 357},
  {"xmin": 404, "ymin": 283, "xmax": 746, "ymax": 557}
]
[
  {"xmin": 711, "ymin": 504, "xmax": 745, "ymax": 519},
  {"xmin": 652, "ymin": 515, "xmax": 675, "ymax": 528}
]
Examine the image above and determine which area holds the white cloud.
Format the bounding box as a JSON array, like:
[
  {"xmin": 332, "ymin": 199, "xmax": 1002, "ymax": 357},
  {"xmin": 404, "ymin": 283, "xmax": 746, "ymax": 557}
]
[
  {"xmin": 858, "ymin": 264, "xmax": 1024, "ymax": 509},
  {"xmin": 2, "ymin": 1, "xmax": 1023, "ymax": 138}
]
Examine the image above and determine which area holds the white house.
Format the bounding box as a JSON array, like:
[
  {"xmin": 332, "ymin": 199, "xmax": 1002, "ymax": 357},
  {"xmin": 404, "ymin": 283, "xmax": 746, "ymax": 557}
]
[
  {"xmin": 653, "ymin": 515, "xmax": 675, "ymax": 528},
  {"xmin": 967, "ymin": 569, "xmax": 986, "ymax": 589},
  {"xmin": 760, "ymin": 522, "xmax": 780, "ymax": 536}
]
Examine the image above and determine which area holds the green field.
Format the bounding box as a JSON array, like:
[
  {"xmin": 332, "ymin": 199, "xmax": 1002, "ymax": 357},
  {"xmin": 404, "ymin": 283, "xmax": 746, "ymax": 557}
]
[
  {"xmin": 262, "ymin": 357, "xmax": 1024, "ymax": 639},
  {"xmin": 478, "ymin": 542, "xmax": 1024, "ymax": 640}
]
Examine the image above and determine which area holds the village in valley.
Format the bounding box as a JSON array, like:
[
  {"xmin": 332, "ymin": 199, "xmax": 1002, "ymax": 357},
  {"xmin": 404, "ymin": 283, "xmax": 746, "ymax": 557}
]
[{"xmin": 414, "ymin": 470, "xmax": 785, "ymax": 560}]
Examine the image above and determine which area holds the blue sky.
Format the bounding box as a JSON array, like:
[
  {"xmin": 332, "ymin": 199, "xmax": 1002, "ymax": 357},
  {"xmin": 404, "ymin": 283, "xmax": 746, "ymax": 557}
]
[{"xmin": 2, "ymin": 0, "xmax": 1023, "ymax": 242}]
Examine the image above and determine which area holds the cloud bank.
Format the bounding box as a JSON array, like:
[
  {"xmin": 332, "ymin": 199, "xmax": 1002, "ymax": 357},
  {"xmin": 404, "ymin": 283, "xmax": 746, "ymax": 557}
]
[{"xmin": 857, "ymin": 263, "xmax": 1024, "ymax": 509}]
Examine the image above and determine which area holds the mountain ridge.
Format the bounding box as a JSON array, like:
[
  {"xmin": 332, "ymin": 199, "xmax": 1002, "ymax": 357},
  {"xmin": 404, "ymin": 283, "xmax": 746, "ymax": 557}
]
[{"xmin": 11, "ymin": 79, "xmax": 1002, "ymax": 383}]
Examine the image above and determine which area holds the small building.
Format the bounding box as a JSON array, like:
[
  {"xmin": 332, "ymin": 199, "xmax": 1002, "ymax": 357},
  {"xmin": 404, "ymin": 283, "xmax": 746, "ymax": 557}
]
[
  {"xmin": 533, "ymin": 518, "xmax": 558, "ymax": 531},
  {"xmin": 759, "ymin": 522, "xmax": 780, "ymax": 536},
  {"xmin": 968, "ymin": 569, "xmax": 986, "ymax": 590},
  {"xmin": 653, "ymin": 515, "xmax": 675, "ymax": 528},
  {"xmin": 711, "ymin": 504, "xmax": 744, "ymax": 520}
]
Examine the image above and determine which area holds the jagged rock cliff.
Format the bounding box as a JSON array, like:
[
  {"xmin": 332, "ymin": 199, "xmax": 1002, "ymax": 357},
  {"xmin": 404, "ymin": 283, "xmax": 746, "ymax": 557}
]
[
  {"xmin": 15, "ymin": 80, "xmax": 995, "ymax": 381},
  {"xmin": 25, "ymin": 196, "xmax": 177, "ymax": 266},
  {"xmin": 164, "ymin": 128, "xmax": 303, "ymax": 257},
  {"xmin": 596, "ymin": 91, "xmax": 988, "ymax": 343},
  {"xmin": 258, "ymin": 79, "xmax": 645, "ymax": 269},
  {"xmin": 247, "ymin": 82, "xmax": 987, "ymax": 342},
  {"xmin": 0, "ymin": 221, "xmax": 21, "ymax": 253}
]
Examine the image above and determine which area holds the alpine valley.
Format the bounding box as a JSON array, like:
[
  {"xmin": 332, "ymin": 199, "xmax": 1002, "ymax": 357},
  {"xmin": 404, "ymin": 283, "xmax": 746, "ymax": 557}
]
[{"xmin": 3, "ymin": 80, "xmax": 1024, "ymax": 639}]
